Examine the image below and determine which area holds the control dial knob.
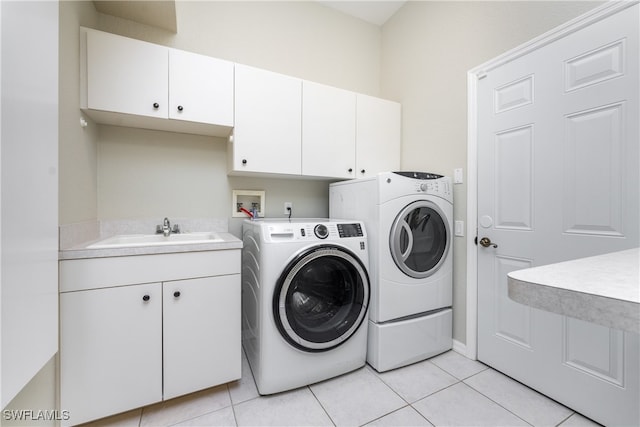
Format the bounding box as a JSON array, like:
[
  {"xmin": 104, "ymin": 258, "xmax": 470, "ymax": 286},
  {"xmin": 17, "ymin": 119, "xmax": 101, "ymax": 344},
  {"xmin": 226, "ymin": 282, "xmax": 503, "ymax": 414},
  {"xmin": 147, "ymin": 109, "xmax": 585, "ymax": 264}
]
[
  {"xmin": 420, "ymin": 183, "xmax": 429, "ymax": 192},
  {"xmin": 314, "ymin": 224, "xmax": 329, "ymax": 239}
]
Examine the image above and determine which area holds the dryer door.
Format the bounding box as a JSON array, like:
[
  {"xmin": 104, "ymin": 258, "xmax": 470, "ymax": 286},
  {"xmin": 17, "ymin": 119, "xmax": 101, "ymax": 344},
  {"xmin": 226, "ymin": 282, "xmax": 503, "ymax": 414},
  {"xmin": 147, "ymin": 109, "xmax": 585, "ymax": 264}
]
[
  {"xmin": 273, "ymin": 245, "xmax": 369, "ymax": 352},
  {"xmin": 390, "ymin": 200, "xmax": 451, "ymax": 279}
]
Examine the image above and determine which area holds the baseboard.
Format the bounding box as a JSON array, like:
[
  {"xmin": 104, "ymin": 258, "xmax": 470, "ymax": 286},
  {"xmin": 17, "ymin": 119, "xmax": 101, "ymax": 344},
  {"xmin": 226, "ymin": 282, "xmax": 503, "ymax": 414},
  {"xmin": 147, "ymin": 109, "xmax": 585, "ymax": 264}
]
[{"xmin": 452, "ymin": 339, "xmax": 473, "ymax": 359}]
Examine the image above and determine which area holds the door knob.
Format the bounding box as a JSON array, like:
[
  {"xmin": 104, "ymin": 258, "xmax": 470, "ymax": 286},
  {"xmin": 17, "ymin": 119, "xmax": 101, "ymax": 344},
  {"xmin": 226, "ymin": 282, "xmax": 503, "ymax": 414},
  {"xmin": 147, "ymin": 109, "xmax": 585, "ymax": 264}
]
[{"xmin": 479, "ymin": 237, "xmax": 498, "ymax": 248}]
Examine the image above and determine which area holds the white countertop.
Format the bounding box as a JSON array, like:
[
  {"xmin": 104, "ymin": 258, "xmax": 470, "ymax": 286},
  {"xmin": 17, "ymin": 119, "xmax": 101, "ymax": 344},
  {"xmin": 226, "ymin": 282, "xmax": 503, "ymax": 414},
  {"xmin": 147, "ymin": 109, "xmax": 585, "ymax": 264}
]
[
  {"xmin": 59, "ymin": 231, "xmax": 242, "ymax": 260},
  {"xmin": 507, "ymin": 248, "xmax": 639, "ymax": 334},
  {"xmin": 59, "ymin": 218, "xmax": 243, "ymax": 260}
]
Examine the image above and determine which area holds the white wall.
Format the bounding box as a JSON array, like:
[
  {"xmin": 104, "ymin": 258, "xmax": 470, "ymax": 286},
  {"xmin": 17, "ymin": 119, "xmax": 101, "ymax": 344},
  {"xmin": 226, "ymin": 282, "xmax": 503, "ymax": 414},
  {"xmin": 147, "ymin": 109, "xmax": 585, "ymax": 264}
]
[
  {"xmin": 60, "ymin": 1, "xmax": 382, "ymax": 226},
  {"xmin": 380, "ymin": 1, "xmax": 603, "ymax": 345},
  {"xmin": 59, "ymin": 0, "xmax": 99, "ymax": 224},
  {"xmin": 1, "ymin": 0, "xmax": 59, "ymax": 411}
]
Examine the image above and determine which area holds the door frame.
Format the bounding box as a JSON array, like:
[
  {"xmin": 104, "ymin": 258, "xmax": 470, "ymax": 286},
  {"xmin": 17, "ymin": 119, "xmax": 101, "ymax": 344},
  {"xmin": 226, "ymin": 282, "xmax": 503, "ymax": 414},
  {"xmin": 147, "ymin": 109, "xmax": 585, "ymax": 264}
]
[{"xmin": 464, "ymin": 0, "xmax": 637, "ymax": 360}]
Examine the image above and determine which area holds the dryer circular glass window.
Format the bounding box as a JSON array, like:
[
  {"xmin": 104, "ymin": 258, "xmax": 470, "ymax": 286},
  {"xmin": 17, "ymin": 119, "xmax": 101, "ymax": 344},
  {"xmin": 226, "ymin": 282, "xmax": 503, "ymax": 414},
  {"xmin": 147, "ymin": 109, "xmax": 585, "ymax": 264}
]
[
  {"xmin": 390, "ymin": 200, "xmax": 450, "ymax": 279},
  {"xmin": 273, "ymin": 245, "xmax": 369, "ymax": 352}
]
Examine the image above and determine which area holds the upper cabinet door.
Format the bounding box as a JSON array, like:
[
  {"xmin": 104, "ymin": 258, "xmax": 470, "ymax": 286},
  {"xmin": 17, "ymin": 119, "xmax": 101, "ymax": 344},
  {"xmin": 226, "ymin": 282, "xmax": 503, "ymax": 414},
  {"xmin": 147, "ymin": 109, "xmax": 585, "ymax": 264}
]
[
  {"xmin": 356, "ymin": 94, "xmax": 401, "ymax": 178},
  {"xmin": 168, "ymin": 49, "xmax": 234, "ymax": 126},
  {"xmin": 233, "ymin": 64, "xmax": 302, "ymax": 175},
  {"xmin": 86, "ymin": 29, "xmax": 168, "ymax": 118},
  {"xmin": 302, "ymin": 81, "xmax": 357, "ymax": 179}
]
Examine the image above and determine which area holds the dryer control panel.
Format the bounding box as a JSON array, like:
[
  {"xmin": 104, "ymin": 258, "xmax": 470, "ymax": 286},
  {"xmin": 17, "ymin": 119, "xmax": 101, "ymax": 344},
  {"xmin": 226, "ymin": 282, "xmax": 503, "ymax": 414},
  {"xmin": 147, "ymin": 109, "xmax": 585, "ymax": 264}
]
[{"xmin": 415, "ymin": 179, "xmax": 451, "ymax": 197}]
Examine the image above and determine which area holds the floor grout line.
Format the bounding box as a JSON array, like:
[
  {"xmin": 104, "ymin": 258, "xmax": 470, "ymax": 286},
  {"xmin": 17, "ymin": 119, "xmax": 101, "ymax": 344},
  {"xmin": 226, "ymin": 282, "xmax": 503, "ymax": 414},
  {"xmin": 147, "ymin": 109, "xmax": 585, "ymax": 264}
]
[{"xmin": 84, "ymin": 350, "xmax": 599, "ymax": 427}]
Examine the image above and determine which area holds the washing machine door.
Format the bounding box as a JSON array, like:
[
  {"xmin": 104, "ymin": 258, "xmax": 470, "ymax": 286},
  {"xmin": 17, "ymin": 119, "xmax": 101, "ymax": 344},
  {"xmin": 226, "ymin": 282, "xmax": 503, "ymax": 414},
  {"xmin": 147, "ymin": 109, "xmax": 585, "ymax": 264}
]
[
  {"xmin": 390, "ymin": 200, "xmax": 450, "ymax": 279},
  {"xmin": 273, "ymin": 245, "xmax": 369, "ymax": 352}
]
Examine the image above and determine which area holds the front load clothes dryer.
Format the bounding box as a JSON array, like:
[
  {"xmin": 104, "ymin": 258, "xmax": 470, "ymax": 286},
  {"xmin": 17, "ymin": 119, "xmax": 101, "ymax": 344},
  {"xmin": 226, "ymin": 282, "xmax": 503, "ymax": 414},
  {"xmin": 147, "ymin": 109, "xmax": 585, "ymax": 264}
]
[
  {"xmin": 330, "ymin": 172, "xmax": 453, "ymax": 372},
  {"xmin": 241, "ymin": 219, "xmax": 370, "ymax": 395}
]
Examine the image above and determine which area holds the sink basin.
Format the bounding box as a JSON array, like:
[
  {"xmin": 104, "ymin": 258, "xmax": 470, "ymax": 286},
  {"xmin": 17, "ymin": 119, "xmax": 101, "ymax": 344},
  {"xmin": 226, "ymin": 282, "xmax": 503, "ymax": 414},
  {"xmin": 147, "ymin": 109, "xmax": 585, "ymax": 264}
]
[{"xmin": 86, "ymin": 232, "xmax": 224, "ymax": 249}]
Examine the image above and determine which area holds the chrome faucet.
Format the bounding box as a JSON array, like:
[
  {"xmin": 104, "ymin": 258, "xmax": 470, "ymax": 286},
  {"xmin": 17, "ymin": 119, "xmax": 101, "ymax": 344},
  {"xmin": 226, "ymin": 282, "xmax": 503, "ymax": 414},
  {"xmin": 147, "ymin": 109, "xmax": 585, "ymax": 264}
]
[{"xmin": 156, "ymin": 217, "xmax": 180, "ymax": 236}]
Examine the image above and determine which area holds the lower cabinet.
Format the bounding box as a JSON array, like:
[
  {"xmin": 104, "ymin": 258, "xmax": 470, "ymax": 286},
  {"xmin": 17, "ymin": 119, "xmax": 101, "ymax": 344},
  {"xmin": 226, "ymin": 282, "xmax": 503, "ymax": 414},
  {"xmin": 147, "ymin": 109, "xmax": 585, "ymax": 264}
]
[
  {"xmin": 59, "ymin": 251, "xmax": 241, "ymax": 426},
  {"xmin": 60, "ymin": 282, "xmax": 163, "ymax": 424},
  {"xmin": 163, "ymin": 276, "xmax": 240, "ymax": 400}
]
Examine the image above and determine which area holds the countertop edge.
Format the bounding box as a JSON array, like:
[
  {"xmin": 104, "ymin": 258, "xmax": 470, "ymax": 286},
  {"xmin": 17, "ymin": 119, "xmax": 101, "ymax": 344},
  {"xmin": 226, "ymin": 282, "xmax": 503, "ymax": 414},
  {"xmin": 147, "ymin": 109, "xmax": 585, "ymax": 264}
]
[
  {"xmin": 59, "ymin": 232, "xmax": 243, "ymax": 260},
  {"xmin": 508, "ymin": 276, "xmax": 639, "ymax": 334}
]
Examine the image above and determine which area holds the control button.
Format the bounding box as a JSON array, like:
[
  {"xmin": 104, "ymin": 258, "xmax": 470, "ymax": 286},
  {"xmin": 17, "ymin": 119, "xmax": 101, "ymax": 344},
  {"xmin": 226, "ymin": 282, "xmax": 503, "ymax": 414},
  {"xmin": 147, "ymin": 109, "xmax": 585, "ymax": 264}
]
[
  {"xmin": 314, "ymin": 224, "xmax": 329, "ymax": 239},
  {"xmin": 300, "ymin": 228, "xmax": 306, "ymax": 237}
]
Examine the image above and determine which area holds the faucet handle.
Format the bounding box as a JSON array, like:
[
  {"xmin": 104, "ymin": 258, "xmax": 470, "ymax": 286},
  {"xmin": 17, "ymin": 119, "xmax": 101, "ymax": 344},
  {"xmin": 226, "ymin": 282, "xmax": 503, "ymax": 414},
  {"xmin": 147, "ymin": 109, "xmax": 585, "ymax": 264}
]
[
  {"xmin": 156, "ymin": 225, "xmax": 164, "ymax": 234},
  {"xmin": 172, "ymin": 224, "xmax": 181, "ymax": 234}
]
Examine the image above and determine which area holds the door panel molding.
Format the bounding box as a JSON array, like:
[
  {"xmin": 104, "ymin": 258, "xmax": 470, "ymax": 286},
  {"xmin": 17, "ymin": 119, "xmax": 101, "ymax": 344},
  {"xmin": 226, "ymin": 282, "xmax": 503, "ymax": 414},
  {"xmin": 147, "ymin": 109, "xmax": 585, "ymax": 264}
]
[
  {"xmin": 564, "ymin": 39, "xmax": 626, "ymax": 92},
  {"xmin": 562, "ymin": 317, "xmax": 625, "ymax": 387},
  {"xmin": 563, "ymin": 102, "xmax": 625, "ymax": 237}
]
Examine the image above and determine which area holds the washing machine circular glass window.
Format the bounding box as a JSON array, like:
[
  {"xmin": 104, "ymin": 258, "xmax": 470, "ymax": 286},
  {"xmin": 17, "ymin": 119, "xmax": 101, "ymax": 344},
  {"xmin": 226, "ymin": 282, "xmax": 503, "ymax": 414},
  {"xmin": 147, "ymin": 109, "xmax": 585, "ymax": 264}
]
[
  {"xmin": 390, "ymin": 200, "xmax": 450, "ymax": 279},
  {"xmin": 273, "ymin": 245, "xmax": 370, "ymax": 352}
]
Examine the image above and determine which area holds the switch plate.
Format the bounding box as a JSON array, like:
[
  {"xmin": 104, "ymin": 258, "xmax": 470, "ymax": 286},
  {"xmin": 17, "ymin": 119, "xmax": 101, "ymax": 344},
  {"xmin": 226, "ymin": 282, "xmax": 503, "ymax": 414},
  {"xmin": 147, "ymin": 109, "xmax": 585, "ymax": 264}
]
[
  {"xmin": 455, "ymin": 220, "xmax": 464, "ymax": 237},
  {"xmin": 454, "ymin": 168, "xmax": 463, "ymax": 184}
]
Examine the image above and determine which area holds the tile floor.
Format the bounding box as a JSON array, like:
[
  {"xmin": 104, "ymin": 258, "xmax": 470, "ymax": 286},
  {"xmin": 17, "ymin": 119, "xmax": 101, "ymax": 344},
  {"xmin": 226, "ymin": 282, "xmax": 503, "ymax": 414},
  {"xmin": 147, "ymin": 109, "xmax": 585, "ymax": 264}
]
[{"xmin": 85, "ymin": 350, "xmax": 600, "ymax": 427}]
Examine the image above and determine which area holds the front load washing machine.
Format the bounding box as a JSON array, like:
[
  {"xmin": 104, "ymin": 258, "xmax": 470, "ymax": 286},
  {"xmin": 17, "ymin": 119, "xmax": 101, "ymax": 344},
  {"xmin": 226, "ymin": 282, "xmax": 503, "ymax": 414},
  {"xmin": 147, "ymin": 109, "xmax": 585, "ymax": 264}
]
[
  {"xmin": 241, "ymin": 219, "xmax": 370, "ymax": 395},
  {"xmin": 330, "ymin": 172, "xmax": 453, "ymax": 372}
]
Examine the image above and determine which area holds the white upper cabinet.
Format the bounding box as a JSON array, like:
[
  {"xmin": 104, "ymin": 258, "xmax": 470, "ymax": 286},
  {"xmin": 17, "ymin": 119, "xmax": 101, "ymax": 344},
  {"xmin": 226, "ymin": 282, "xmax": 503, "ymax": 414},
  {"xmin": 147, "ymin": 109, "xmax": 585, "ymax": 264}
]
[
  {"xmin": 81, "ymin": 27, "xmax": 234, "ymax": 137},
  {"xmin": 231, "ymin": 64, "xmax": 302, "ymax": 176},
  {"xmin": 168, "ymin": 49, "xmax": 234, "ymax": 126},
  {"xmin": 84, "ymin": 28, "xmax": 168, "ymax": 119},
  {"xmin": 79, "ymin": 28, "xmax": 401, "ymax": 178},
  {"xmin": 302, "ymin": 81, "xmax": 357, "ymax": 179},
  {"xmin": 356, "ymin": 94, "xmax": 401, "ymax": 178}
]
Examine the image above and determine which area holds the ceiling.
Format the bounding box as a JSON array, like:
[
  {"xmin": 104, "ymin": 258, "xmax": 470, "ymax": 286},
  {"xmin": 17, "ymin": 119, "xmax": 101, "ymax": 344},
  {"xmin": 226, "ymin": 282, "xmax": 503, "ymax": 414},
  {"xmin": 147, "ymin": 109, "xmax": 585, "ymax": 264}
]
[
  {"xmin": 318, "ymin": 1, "xmax": 406, "ymax": 26},
  {"xmin": 93, "ymin": 1, "xmax": 406, "ymax": 32},
  {"xmin": 93, "ymin": 1, "xmax": 177, "ymax": 32}
]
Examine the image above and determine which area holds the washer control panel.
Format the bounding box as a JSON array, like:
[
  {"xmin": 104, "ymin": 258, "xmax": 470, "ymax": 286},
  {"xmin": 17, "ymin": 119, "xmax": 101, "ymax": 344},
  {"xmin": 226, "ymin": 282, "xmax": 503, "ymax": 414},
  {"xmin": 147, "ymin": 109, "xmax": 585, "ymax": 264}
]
[
  {"xmin": 265, "ymin": 221, "xmax": 365, "ymax": 242},
  {"xmin": 336, "ymin": 223, "xmax": 363, "ymax": 238}
]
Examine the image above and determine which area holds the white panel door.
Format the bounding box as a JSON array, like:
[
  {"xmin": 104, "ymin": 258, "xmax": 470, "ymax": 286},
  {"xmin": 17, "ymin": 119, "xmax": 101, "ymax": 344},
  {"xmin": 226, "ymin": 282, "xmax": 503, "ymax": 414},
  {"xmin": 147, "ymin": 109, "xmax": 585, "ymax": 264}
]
[
  {"xmin": 163, "ymin": 275, "xmax": 241, "ymax": 400},
  {"xmin": 356, "ymin": 94, "xmax": 401, "ymax": 178},
  {"xmin": 477, "ymin": 4, "xmax": 639, "ymax": 426},
  {"xmin": 86, "ymin": 29, "xmax": 168, "ymax": 118},
  {"xmin": 60, "ymin": 283, "xmax": 163, "ymax": 426},
  {"xmin": 233, "ymin": 64, "xmax": 302, "ymax": 175},
  {"xmin": 168, "ymin": 49, "xmax": 234, "ymax": 126},
  {"xmin": 302, "ymin": 81, "xmax": 356, "ymax": 178}
]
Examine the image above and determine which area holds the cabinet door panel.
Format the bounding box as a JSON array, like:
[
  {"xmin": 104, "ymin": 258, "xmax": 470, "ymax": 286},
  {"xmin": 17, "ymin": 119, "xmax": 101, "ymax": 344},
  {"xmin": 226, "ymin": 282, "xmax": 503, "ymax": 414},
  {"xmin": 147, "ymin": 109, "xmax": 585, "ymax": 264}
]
[
  {"xmin": 169, "ymin": 49, "xmax": 234, "ymax": 126},
  {"xmin": 356, "ymin": 94, "xmax": 401, "ymax": 178},
  {"xmin": 163, "ymin": 275, "xmax": 241, "ymax": 399},
  {"xmin": 233, "ymin": 64, "xmax": 302, "ymax": 175},
  {"xmin": 60, "ymin": 283, "xmax": 162, "ymax": 426},
  {"xmin": 86, "ymin": 29, "xmax": 168, "ymax": 118},
  {"xmin": 302, "ymin": 81, "xmax": 356, "ymax": 178}
]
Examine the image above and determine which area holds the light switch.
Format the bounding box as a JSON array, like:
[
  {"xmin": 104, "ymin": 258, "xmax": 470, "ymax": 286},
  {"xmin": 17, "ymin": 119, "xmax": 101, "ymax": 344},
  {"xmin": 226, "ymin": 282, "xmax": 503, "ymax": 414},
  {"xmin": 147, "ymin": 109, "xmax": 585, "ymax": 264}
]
[
  {"xmin": 455, "ymin": 220, "xmax": 464, "ymax": 237},
  {"xmin": 454, "ymin": 168, "xmax": 463, "ymax": 184}
]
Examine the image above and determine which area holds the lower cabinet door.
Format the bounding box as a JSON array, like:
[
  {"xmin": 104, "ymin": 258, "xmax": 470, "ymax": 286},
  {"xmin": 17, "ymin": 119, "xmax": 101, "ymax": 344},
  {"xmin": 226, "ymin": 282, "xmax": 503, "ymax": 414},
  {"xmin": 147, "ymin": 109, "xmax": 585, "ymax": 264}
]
[
  {"xmin": 60, "ymin": 282, "xmax": 163, "ymax": 426},
  {"xmin": 163, "ymin": 275, "xmax": 241, "ymax": 399}
]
